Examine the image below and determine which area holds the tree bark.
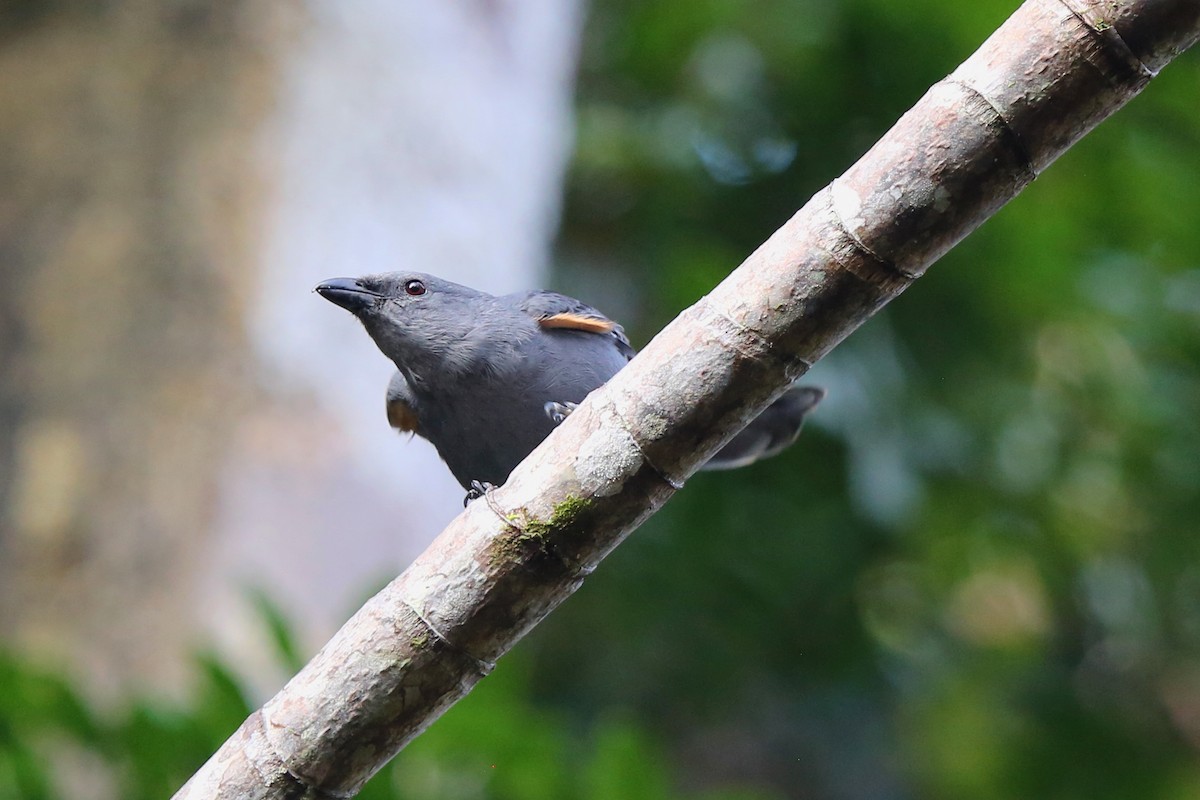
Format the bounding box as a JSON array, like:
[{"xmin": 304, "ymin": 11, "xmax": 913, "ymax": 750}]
[{"xmin": 175, "ymin": 0, "xmax": 1199, "ymax": 797}]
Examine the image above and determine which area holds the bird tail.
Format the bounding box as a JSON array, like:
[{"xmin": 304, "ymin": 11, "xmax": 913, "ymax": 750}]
[{"xmin": 700, "ymin": 385, "xmax": 825, "ymax": 471}]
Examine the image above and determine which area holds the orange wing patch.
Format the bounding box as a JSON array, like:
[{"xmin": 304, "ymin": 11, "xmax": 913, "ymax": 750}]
[
  {"xmin": 387, "ymin": 398, "xmax": 420, "ymax": 433},
  {"xmin": 538, "ymin": 313, "xmax": 615, "ymax": 334}
]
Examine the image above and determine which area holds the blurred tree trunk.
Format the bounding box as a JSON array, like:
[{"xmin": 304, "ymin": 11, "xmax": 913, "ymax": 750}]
[
  {"xmin": 0, "ymin": 2, "xmax": 281, "ymax": 696},
  {"xmin": 0, "ymin": 0, "xmax": 584, "ymax": 701}
]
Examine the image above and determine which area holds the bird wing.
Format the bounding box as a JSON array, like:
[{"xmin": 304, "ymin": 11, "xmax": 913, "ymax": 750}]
[
  {"xmin": 385, "ymin": 371, "xmax": 421, "ymax": 434},
  {"xmin": 515, "ymin": 290, "xmax": 635, "ymax": 360}
]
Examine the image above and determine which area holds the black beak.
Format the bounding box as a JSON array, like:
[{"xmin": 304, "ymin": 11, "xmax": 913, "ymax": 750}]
[{"xmin": 315, "ymin": 277, "xmax": 384, "ymax": 315}]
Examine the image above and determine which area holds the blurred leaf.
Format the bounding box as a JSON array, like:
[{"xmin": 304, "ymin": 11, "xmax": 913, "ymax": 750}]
[
  {"xmin": 582, "ymin": 717, "xmax": 674, "ymax": 800},
  {"xmin": 248, "ymin": 587, "xmax": 307, "ymax": 674}
]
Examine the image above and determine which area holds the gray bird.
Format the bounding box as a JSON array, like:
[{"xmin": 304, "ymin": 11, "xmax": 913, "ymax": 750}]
[{"xmin": 316, "ymin": 272, "xmax": 823, "ymax": 502}]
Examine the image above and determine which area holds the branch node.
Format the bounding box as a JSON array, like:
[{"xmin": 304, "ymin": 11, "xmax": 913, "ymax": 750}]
[
  {"xmin": 1058, "ymin": 0, "xmax": 1159, "ymax": 78},
  {"xmin": 255, "ymin": 710, "xmax": 355, "ymax": 800},
  {"xmin": 399, "ymin": 594, "xmax": 496, "ymax": 676},
  {"xmin": 823, "ymin": 185, "xmax": 918, "ymax": 287},
  {"xmin": 698, "ymin": 298, "xmax": 814, "ymax": 380},
  {"xmin": 944, "ymin": 76, "xmax": 1039, "ymax": 181},
  {"xmin": 598, "ymin": 390, "xmax": 687, "ymax": 490}
]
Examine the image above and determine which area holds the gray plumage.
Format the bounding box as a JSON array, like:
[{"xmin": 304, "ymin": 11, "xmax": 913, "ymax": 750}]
[{"xmin": 316, "ymin": 272, "xmax": 823, "ymax": 495}]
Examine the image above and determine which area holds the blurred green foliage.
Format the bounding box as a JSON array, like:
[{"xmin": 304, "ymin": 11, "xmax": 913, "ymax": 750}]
[
  {"xmin": 0, "ymin": 596, "xmax": 777, "ymax": 800},
  {"xmin": 0, "ymin": 648, "xmax": 255, "ymax": 800},
  {"xmin": 540, "ymin": 0, "xmax": 1200, "ymax": 798}
]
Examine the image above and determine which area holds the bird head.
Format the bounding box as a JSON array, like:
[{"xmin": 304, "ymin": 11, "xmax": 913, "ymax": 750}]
[{"xmin": 316, "ymin": 272, "xmax": 497, "ymax": 387}]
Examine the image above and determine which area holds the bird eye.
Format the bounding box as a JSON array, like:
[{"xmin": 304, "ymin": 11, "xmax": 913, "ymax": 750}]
[{"xmin": 404, "ymin": 279, "xmax": 426, "ymax": 297}]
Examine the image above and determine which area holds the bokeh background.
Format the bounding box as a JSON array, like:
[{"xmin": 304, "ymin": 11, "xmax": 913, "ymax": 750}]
[{"xmin": 2, "ymin": 2, "xmax": 1199, "ymax": 799}]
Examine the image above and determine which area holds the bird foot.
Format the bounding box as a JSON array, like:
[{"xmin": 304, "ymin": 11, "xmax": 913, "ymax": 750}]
[
  {"xmin": 543, "ymin": 401, "xmax": 578, "ymax": 425},
  {"xmin": 464, "ymin": 480, "xmax": 496, "ymax": 507}
]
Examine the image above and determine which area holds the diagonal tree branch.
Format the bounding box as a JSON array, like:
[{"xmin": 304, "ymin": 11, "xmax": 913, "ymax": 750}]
[{"xmin": 175, "ymin": 1, "xmax": 1199, "ymax": 797}]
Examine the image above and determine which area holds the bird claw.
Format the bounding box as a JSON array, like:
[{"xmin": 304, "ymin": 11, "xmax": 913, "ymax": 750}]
[
  {"xmin": 543, "ymin": 401, "xmax": 578, "ymax": 425},
  {"xmin": 464, "ymin": 480, "xmax": 496, "ymax": 507}
]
